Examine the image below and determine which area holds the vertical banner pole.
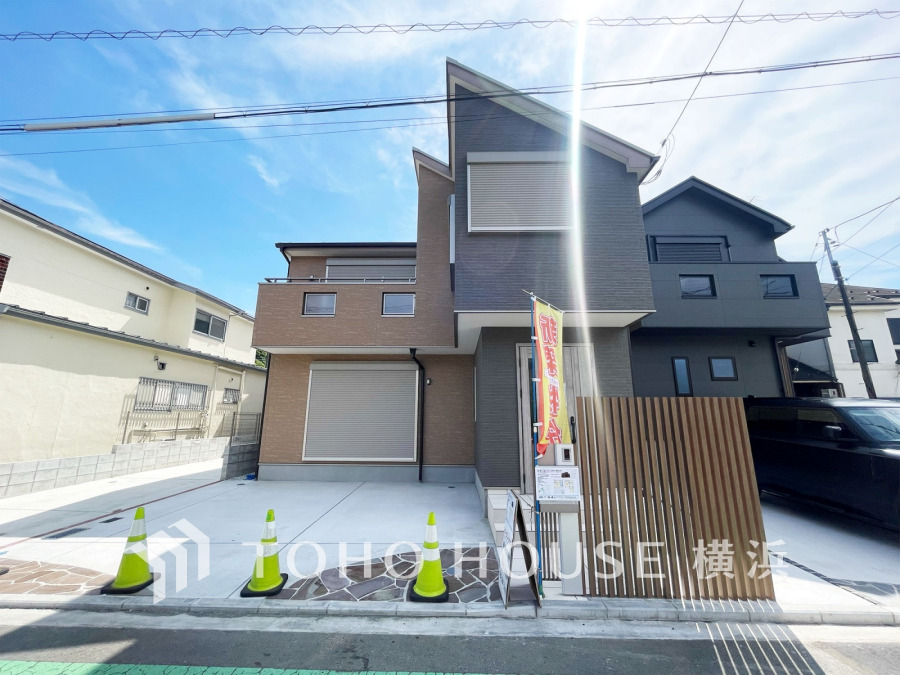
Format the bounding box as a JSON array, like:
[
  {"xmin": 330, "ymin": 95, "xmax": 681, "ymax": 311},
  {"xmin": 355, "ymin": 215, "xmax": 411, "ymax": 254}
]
[{"xmin": 530, "ymin": 294, "xmax": 545, "ymax": 598}]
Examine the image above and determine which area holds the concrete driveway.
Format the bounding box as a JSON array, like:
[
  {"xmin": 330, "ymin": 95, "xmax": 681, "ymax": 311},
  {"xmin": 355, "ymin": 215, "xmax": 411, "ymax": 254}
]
[{"xmin": 0, "ymin": 461, "xmax": 494, "ymax": 600}]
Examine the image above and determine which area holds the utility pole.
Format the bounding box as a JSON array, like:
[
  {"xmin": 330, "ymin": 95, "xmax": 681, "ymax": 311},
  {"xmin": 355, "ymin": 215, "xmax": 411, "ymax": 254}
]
[{"xmin": 822, "ymin": 229, "xmax": 877, "ymax": 399}]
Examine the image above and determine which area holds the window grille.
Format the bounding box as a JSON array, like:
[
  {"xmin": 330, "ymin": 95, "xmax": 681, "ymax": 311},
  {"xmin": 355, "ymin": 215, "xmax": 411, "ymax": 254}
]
[
  {"xmin": 223, "ymin": 387, "xmax": 240, "ymax": 404},
  {"xmin": 135, "ymin": 377, "xmax": 208, "ymax": 412}
]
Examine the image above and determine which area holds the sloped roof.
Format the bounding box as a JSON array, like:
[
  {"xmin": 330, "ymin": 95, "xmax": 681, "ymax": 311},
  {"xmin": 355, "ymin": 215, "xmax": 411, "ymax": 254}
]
[
  {"xmin": 0, "ymin": 198, "xmax": 254, "ymax": 320},
  {"xmin": 822, "ymin": 282, "xmax": 900, "ymax": 306},
  {"xmin": 444, "ymin": 59, "xmax": 659, "ymax": 181},
  {"xmin": 642, "ymin": 176, "xmax": 793, "ymax": 239}
]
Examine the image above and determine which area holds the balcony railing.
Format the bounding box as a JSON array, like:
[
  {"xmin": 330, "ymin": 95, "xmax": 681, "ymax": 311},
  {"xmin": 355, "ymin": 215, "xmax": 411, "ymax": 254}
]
[{"xmin": 264, "ymin": 276, "xmax": 415, "ymax": 284}]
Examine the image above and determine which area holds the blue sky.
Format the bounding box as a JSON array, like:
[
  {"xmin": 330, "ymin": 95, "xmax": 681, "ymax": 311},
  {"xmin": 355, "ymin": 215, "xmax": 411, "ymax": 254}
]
[{"xmin": 1, "ymin": 1, "xmax": 898, "ymax": 315}]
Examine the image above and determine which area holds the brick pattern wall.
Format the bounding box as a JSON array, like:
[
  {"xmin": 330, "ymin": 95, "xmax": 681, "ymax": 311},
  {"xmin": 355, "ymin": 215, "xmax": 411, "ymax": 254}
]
[
  {"xmin": 259, "ymin": 353, "xmax": 474, "ymax": 466},
  {"xmin": 0, "ymin": 254, "xmax": 9, "ymax": 294}
]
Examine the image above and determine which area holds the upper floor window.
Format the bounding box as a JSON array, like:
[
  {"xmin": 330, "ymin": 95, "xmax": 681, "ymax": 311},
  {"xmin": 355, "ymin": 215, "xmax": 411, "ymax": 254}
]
[
  {"xmin": 672, "ymin": 357, "xmax": 693, "ymax": 396},
  {"xmin": 0, "ymin": 254, "xmax": 9, "ymax": 293},
  {"xmin": 194, "ymin": 309, "xmax": 227, "ymax": 340},
  {"xmin": 848, "ymin": 339, "xmax": 878, "ymax": 363},
  {"xmin": 709, "ymin": 357, "xmax": 738, "ymax": 380},
  {"xmin": 223, "ymin": 388, "xmax": 240, "ymax": 404},
  {"xmin": 679, "ymin": 275, "xmax": 716, "ymax": 298},
  {"xmin": 383, "ymin": 293, "xmax": 415, "ymax": 316},
  {"xmin": 125, "ymin": 292, "xmax": 150, "ymax": 314},
  {"xmin": 649, "ymin": 236, "xmax": 728, "ymax": 262},
  {"xmin": 467, "ymin": 152, "xmax": 570, "ymax": 232},
  {"xmin": 888, "ymin": 318, "xmax": 900, "ymax": 345},
  {"xmin": 304, "ymin": 292, "xmax": 336, "ymax": 316},
  {"xmin": 761, "ymin": 274, "xmax": 797, "ymax": 298},
  {"xmin": 326, "ymin": 258, "xmax": 415, "ymax": 282}
]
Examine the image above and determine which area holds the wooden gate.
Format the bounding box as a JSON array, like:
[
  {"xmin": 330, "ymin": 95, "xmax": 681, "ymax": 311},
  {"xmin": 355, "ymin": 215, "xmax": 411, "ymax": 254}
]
[{"xmin": 569, "ymin": 396, "xmax": 774, "ymax": 600}]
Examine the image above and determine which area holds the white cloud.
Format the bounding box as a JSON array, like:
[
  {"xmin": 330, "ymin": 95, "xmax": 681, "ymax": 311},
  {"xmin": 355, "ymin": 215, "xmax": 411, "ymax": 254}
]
[
  {"xmin": 0, "ymin": 157, "xmax": 163, "ymax": 252},
  {"xmin": 248, "ymin": 154, "xmax": 285, "ymax": 189}
]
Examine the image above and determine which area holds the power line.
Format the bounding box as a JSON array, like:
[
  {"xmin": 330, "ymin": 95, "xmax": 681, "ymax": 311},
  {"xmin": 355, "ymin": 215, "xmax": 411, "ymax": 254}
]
[
  {"xmin": 833, "ymin": 194, "xmax": 900, "ymax": 242},
  {"xmin": 2, "ymin": 10, "xmax": 897, "ymax": 42},
  {"xmin": 844, "ymin": 241, "xmax": 900, "ymax": 280},
  {"xmin": 646, "ymin": 0, "xmax": 745, "ymax": 183},
  {"xmin": 4, "ymin": 50, "xmax": 898, "ymax": 134},
  {"xmin": 835, "ymin": 241, "xmax": 900, "ymax": 270},
  {"xmin": 4, "ymin": 74, "xmax": 895, "ymax": 139}
]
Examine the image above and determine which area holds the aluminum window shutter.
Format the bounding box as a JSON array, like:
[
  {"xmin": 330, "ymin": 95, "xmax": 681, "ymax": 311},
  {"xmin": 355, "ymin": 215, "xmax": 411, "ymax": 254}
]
[
  {"xmin": 326, "ymin": 264, "xmax": 416, "ymax": 280},
  {"xmin": 655, "ymin": 243, "xmax": 724, "ymax": 262},
  {"xmin": 469, "ymin": 162, "xmax": 570, "ymax": 231},
  {"xmin": 304, "ymin": 365, "xmax": 417, "ymax": 461}
]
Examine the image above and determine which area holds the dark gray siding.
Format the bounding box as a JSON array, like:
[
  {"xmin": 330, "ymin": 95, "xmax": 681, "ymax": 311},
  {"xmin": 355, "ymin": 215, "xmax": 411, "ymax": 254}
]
[
  {"xmin": 630, "ymin": 333, "xmax": 785, "ymax": 397},
  {"xmin": 643, "ymin": 190, "xmax": 780, "ymax": 262},
  {"xmin": 453, "ymin": 88, "xmax": 654, "ymax": 313},
  {"xmin": 473, "ymin": 326, "xmax": 633, "ymax": 488}
]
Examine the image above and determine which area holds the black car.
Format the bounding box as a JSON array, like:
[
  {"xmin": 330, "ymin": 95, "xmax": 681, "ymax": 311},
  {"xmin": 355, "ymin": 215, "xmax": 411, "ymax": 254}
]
[{"xmin": 744, "ymin": 397, "xmax": 900, "ymax": 530}]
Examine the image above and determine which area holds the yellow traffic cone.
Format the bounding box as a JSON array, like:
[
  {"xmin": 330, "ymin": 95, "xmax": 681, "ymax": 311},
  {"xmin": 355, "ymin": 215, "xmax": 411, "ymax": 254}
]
[
  {"xmin": 240, "ymin": 509, "xmax": 288, "ymax": 597},
  {"xmin": 408, "ymin": 511, "xmax": 448, "ymax": 602},
  {"xmin": 101, "ymin": 506, "xmax": 155, "ymax": 594}
]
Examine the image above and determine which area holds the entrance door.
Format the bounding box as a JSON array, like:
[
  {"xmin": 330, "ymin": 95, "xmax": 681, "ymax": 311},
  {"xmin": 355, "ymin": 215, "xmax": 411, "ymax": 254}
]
[{"xmin": 516, "ymin": 344, "xmax": 596, "ymax": 494}]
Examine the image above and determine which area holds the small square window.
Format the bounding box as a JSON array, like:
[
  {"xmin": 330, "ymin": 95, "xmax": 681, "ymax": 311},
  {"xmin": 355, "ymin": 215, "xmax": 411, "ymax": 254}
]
[
  {"xmin": 761, "ymin": 275, "xmax": 798, "ymax": 298},
  {"xmin": 672, "ymin": 357, "xmax": 693, "ymax": 396},
  {"xmin": 848, "ymin": 339, "xmax": 878, "ymax": 363},
  {"xmin": 383, "ymin": 293, "xmax": 415, "ymax": 315},
  {"xmin": 679, "ymin": 275, "xmax": 716, "ymax": 298},
  {"xmin": 125, "ymin": 292, "xmax": 150, "ymax": 314},
  {"xmin": 709, "ymin": 357, "xmax": 738, "ymax": 380},
  {"xmin": 223, "ymin": 388, "xmax": 240, "ymax": 404},
  {"xmin": 304, "ymin": 293, "xmax": 336, "ymax": 316},
  {"xmin": 194, "ymin": 310, "xmax": 227, "ymax": 340}
]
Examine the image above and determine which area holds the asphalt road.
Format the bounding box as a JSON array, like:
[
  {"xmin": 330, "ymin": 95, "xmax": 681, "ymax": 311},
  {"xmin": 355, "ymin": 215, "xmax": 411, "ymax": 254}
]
[{"xmin": 2, "ymin": 615, "xmax": 900, "ymax": 674}]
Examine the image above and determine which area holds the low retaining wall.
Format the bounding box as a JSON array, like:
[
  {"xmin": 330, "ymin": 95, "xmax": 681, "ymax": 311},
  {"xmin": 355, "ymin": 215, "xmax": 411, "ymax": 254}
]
[
  {"xmin": 0, "ymin": 437, "xmax": 230, "ymax": 498},
  {"xmin": 220, "ymin": 442, "xmax": 260, "ymax": 480}
]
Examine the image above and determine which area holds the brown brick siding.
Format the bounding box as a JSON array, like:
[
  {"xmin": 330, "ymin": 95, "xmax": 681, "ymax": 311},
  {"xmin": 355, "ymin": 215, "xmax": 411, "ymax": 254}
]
[
  {"xmin": 0, "ymin": 254, "xmax": 9, "ymax": 294},
  {"xmin": 259, "ymin": 353, "xmax": 474, "ymax": 466},
  {"xmin": 253, "ymin": 166, "xmax": 455, "ymax": 349}
]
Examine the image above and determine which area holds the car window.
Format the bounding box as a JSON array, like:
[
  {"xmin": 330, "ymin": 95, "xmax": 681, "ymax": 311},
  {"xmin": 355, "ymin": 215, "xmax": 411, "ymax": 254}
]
[
  {"xmin": 842, "ymin": 407, "xmax": 900, "ymax": 442},
  {"xmin": 746, "ymin": 406, "xmax": 796, "ymax": 434},
  {"xmin": 796, "ymin": 408, "xmax": 852, "ymax": 440}
]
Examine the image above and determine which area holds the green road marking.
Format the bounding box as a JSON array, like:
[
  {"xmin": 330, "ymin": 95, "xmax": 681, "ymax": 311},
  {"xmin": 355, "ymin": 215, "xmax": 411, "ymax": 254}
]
[{"xmin": 0, "ymin": 663, "xmax": 497, "ymax": 675}]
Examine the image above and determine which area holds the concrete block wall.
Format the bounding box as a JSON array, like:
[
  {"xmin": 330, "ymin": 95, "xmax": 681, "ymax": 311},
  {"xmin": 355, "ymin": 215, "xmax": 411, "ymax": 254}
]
[
  {"xmin": 220, "ymin": 442, "xmax": 260, "ymax": 480},
  {"xmin": 0, "ymin": 437, "xmax": 229, "ymax": 498}
]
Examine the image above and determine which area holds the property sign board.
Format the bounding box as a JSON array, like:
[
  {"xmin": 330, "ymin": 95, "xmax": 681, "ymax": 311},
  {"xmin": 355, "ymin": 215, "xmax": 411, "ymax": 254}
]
[
  {"xmin": 532, "ymin": 298, "xmax": 570, "ymax": 456},
  {"xmin": 535, "ymin": 466, "xmax": 582, "ymax": 502},
  {"xmin": 497, "ymin": 490, "xmax": 542, "ymax": 608}
]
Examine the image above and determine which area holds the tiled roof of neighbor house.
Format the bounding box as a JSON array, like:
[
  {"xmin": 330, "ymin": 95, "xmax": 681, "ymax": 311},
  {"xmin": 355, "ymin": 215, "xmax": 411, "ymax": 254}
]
[
  {"xmin": 821, "ymin": 283, "xmax": 900, "ymax": 306},
  {"xmin": 0, "ymin": 303, "xmax": 266, "ymax": 372},
  {"xmin": 0, "ymin": 198, "xmax": 254, "ymax": 321},
  {"xmin": 642, "ymin": 176, "xmax": 793, "ymax": 238}
]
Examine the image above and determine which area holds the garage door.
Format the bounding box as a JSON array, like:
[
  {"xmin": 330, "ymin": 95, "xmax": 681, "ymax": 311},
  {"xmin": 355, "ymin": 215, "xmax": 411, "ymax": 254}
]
[{"xmin": 303, "ymin": 362, "xmax": 418, "ymax": 462}]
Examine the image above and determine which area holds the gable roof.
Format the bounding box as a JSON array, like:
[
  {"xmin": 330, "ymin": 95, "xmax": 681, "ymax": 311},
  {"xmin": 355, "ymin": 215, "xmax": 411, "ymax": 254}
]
[
  {"xmin": 642, "ymin": 176, "xmax": 793, "ymax": 239},
  {"xmin": 822, "ymin": 282, "xmax": 900, "ymax": 306},
  {"xmin": 444, "ymin": 59, "xmax": 659, "ymax": 181},
  {"xmin": 0, "ymin": 198, "xmax": 254, "ymax": 320},
  {"xmin": 412, "ymin": 147, "xmax": 451, "ymax": 181}
]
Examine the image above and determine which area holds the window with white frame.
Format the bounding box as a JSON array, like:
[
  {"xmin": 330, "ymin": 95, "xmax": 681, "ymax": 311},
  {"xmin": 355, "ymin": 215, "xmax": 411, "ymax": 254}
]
[
  {"xmin": 223, "ymin": 388, "xmax": 240, "ymax": 404},
  {"xmin": 135, "ymin": 377, "xmax": 208, "ymax": 412},
  {"xmin": 383, "ymin": 293, "xmax": 415, "ymax": 316},
  {"xmin": 194, "ymin": 310, "xmax": 227, "ymax": 340},
  {"xmin": 125, "ymin": 292, "xmax": 150, "ymax": 314}
]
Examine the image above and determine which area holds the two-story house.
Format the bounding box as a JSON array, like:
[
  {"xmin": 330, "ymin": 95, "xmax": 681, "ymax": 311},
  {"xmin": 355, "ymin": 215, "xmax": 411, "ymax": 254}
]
[
  {"xmin": 252, "ymin": 60, "xmax": 829, "ymax": 504},
  {"xmin": 0, "ymin": 199, "xmax": 266, "ymax": 483},
  {"xmin": 631, "ymin": 177, "xmax": 829, "ymax": 398}
]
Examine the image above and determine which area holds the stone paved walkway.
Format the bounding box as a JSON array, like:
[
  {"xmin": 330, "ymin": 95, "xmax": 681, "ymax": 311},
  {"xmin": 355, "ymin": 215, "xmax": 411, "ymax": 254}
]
[
  {"xmin": 0, "ymin": 559, "xmax": 112, "ymax": 596},
  {"xmin": 276, "ymin": 547, "xmax": 501, "ymax": 603}
]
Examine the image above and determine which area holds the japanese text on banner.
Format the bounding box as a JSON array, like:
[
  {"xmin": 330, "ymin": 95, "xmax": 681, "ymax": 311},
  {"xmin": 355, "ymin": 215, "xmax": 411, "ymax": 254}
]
[{"xmin": 533, "ymin": 299, "xmax": 570, "ymax": 455}]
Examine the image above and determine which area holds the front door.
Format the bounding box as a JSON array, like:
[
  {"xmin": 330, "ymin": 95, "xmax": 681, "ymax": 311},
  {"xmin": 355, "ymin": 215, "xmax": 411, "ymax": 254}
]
[{"xmin": 516, "ymin": 344, "xmax": 595, "ymax": 494}]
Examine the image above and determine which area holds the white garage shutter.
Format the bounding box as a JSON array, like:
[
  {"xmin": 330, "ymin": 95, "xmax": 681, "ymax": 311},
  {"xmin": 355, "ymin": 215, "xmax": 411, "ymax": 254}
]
[{"xmin": 303, "ymin": 362, "xmax": 418, "ymax": 462}]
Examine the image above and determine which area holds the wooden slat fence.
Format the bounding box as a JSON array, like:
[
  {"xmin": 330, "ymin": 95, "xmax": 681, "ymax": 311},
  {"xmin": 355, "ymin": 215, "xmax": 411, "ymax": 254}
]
[{"xmin": 568, "ymin": 396, "xmax": 774, "ymax": 600}]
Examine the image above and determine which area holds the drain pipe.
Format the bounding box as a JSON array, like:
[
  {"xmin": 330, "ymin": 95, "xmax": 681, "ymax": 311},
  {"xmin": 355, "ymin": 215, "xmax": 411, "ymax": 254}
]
[{"xmin": 410, "ymin": 348, "xmax": 426, "ymax": 482}]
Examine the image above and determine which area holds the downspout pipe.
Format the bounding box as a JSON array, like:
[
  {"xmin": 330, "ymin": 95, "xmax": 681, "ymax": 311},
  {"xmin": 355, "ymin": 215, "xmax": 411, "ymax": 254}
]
[{"xmin": 410, "ymin": 348, "xmax": 426, "ymax": 482}]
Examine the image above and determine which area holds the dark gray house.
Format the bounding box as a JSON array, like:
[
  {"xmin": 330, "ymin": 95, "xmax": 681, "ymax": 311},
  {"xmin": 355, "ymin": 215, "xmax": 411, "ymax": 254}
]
[{"xmin": 631, "ymin": 177, "xmax": 829, "ymax": 398}]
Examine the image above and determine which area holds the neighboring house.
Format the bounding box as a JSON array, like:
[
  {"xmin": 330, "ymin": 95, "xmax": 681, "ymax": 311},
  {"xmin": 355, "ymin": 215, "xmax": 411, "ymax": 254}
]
[
  {"xmin": 790, "ymin": 283, "xmax": 900, "ymax": 398},
  {"xmin": 631, "ymin": 177, "xmax": 829, "ymax": 398},
  {"xmin": 0, "ymin": 199, "xmax": 267, "ymax": 474},
  {"xmin": 251, "ymin": 60, "xmax": 830, "ymax": 503}
]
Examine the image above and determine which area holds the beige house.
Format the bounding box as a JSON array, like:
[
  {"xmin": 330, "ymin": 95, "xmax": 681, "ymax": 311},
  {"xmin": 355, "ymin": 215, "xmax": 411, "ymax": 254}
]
[{"xmin": 0, "ymin": 199, "xmax": 266, "ymax": 494}]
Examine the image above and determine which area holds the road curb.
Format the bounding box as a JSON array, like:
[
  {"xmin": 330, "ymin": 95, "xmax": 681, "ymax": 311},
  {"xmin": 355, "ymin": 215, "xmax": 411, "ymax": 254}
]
[{"xmin": 0, "ymin": 594, "xmax": 895, "ymax": 626}]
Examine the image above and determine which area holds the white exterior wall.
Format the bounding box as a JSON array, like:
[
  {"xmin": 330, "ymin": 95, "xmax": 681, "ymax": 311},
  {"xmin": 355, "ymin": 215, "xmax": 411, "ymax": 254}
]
[
  {"xmin": 0, "ymin": 315, "xmax": 265, "ymax": 462},
  {"xmin": 827, "ymin": 305, "xmax": 900, "ymax": 398},
  {"xmin": 0, "ymin": 208, "xmax": 255, "ymax": 365}
]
